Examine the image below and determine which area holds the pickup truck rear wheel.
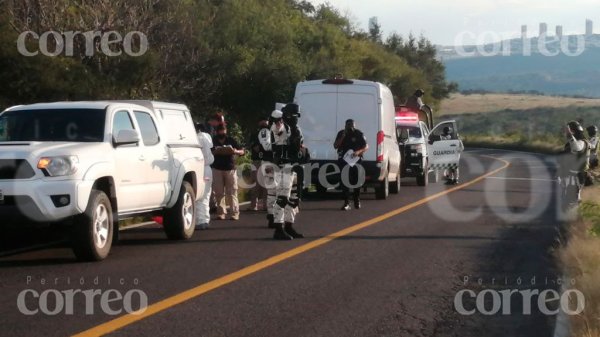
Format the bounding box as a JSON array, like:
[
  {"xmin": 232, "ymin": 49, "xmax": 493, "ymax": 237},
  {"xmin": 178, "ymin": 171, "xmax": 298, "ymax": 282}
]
[
  {"xmin": 164, "ymin": 181, "xmax": 196, "ymax": 240},
  {"xmin": 70, "ymin": 190, "xmax": 113, "ymax": 261}
]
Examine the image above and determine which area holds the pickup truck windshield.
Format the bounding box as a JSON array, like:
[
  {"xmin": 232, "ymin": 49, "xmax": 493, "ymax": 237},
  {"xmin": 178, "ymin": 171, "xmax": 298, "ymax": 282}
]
[
  {"xmin": 397, "ymin": 126, "xmax": 422, "ymax": 140},
  {"xmin": 0, "ymin": 108, "xmax": 106, "ymax": 142}
]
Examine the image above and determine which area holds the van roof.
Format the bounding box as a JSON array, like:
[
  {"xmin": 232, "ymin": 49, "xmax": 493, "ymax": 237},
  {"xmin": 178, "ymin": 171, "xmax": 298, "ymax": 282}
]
[{"xmin": 297, "ymin": 79, "xmax": 386, "ymax": 88}]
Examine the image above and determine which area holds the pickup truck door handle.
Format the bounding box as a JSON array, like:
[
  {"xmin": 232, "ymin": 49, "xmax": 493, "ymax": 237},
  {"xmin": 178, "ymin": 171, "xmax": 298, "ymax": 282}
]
[
  {"xmin": 450, "ymin": 144, "xmax": 457, "ymax": 147},
  {"xmin": 139, "ymin": 155, "xmax": 146, "ymax": 161}
]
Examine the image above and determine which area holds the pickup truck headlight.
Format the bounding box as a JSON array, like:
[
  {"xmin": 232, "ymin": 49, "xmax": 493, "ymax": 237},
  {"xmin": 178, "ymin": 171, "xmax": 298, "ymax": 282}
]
[{"xmin": 37, "ymin": 156, "xmax": 79, "ymax": 177}]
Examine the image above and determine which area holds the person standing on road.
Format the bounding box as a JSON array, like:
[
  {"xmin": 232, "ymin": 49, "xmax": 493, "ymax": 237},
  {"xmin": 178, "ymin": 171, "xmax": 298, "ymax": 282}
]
[
  {"xmin": 405, "ymin": 89, "xmax": 425, "ymax": 111},
  {"xmin": 558, "ymin": 121, "xmax": 591, "ymax": 206},
  {"xmin": 206, "ymin": 113, "xmax": 226, "ymax": 214},
  {"xmin": 587, "ymin": 125, "xmax": 599, "ymax": 169},
  {"xmin": 266, "ymin": 104, "xmax": 307, "ymax": 240},
  {"xmin": 195, "ymin": 123, "xmax": 214, "ymax": 230},
  {"xmin": 211, "ymin": 125, "xmax": 245, "ymax": 221},
  {"xmin": 439, "ymin": 126, "xmax": 462, "ymax": 185},
  {"xmin": 249, "ymin": 120, "xmax": 271, "ymax": 212},
  {"xmin": 334, "ymin": 119, "xmax": 368, "ymax": 211}
]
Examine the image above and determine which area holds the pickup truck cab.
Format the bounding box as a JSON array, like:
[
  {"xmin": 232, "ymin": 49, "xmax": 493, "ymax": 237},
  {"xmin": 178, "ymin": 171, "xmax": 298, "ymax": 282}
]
[
  {"xmin": 396, "ymin": 107, "xmax": 462, "ymax": 186},
  {"xmin": 0, "ymin": 101, "xmax": 204, "ymax": 261},
  {"xmin": 396, "ymin": 108, "xmax": 436, "ymax": 186}
]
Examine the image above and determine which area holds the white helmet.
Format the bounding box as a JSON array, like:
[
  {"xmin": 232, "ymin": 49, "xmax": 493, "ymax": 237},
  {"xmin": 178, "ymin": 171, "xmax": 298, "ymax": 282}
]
[{"xmin": 271, "ymin": 110, "xmax": 283, "ymax": 119}]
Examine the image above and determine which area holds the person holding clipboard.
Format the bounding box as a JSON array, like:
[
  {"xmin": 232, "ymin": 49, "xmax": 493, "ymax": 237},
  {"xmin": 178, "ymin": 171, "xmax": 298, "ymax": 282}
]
[{"xmin": 334, "ymin": 119, "xmax": 369, "ymax": 211}]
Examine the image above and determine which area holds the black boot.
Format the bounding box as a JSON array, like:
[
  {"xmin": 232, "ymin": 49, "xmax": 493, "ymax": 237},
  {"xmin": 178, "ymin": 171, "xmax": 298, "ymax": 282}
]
[
  {"xmin": 267, "ymin": 214, "xmax": 275, "ymax": 228},
  {"xmin": 353, "ymin": 191, "xmax": 361, "ymax": 209},
  {"xmin": 284, "ymin": 222, "xmax": 304, "ymax": 238},
  {"xmin": 273, "ymin": 223, "xmax": 293, "ymax": 240}
]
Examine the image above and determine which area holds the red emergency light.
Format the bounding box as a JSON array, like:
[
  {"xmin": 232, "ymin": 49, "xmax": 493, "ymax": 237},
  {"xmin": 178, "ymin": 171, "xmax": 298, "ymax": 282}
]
[{"xmin": 395, "ymin": 109, "xmax": 419, "ymax": 123}]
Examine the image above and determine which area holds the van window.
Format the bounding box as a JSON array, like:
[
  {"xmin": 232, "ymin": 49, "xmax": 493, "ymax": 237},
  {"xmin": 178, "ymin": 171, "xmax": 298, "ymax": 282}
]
[
  {"xmin": 134, "ymin": 111, "xmax": 160, "ymax": 146},
  {"xmin": 298, "ymin": 93, "xmax": 337, "ymax": 141},
  {"xmin": 336, "ymin": 93, "xmax": 376, "ymax": 131}
]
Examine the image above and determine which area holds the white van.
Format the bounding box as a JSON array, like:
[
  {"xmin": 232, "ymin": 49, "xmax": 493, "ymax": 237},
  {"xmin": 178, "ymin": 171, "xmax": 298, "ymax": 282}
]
[{"xmin": 295, "ymin": 78, "xmax": 401, "ymax": 199}]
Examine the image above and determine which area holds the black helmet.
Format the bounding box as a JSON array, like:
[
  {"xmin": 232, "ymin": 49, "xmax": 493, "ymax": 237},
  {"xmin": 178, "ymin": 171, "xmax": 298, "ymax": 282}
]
[
  {"xmin": 587, "ymin": 125, "xmax": 598, "ymax": 137},
  {"xmin": 568, "ymin": 121, "xmax": 585, "ymax": 140},
  {"xmin": 282, "ymin": 103, "xmax": 300, "ymax": 118},
  {"xmin": 414, "ymin": 89, "xmax": 425, "ymax": 97},
  {"xmin": 442, "ymin": 126, "xmax": 451, "ymax": 135}
]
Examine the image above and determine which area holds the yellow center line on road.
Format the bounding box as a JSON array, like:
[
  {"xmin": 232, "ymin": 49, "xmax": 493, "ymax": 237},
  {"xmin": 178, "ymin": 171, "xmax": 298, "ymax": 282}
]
[{"xmin": 72, "ymin": 155, "xmax": 511, "ymax": 337}]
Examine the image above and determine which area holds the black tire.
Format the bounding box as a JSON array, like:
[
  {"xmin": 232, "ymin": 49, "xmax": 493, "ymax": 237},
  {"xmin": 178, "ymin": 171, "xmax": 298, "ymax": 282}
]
[
  {"xmin": 164, "ymin": 181, "xmax": 196, "ymax": 240},
  {"xmin": 389, "ymin": 174, "xmax": 401, "ymax": 194},
  {"xmin": 375, "ymin": 176, "xmax": 389, "ymax": 200},
  {"xmin": 417, "ymin": 161, "xmax": 430, "ymax": 186},
  {"xmin": 70, "ymin": 190, "xmax": 114, "ymax": 261}
]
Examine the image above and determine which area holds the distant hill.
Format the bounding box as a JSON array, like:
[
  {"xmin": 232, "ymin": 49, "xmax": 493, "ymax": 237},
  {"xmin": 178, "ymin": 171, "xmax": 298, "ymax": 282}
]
[
  {"xmin": 443, "ymin": 41, "xmax": 600, "ymax": 98},
  {"xmin": 440, "ymin": 93, "xmax": 600, "ymax": 115}
]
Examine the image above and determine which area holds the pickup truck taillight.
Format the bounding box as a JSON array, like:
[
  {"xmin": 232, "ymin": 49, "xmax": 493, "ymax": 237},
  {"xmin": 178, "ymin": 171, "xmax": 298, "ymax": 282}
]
[{"xmin": 377, "ymin": 131, "xmax": 385, "ymax": 162}]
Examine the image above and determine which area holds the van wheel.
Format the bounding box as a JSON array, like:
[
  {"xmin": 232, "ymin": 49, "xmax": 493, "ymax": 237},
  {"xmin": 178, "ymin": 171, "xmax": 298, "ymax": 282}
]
[
  {"xmin": 70, "ymin": 190, "xmax": 114, "ymax": 261},
  {"xmin": 376, "ymin": 176, "xmax": 389, "ymax": 200},
  {"xmin": 390, "ymin": 175, "xmax": 401, "ymax": 194},
  {"xmin": 164, "ymin": 181, "xmax": 196, "ymax": 240}
]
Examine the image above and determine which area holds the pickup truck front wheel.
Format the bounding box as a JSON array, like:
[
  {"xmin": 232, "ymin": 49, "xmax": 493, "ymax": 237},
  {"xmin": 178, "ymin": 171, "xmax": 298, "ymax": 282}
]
[
  {"xmin": 70, "ymin": 190, "xmax": 113, "ymax": 261},
  {"xmin": 164, "ymin": 181, "xmax": 196, "ymax": 240}
]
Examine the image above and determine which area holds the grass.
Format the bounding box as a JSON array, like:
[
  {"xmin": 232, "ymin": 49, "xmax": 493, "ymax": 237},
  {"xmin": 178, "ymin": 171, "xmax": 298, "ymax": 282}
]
[
  {"xmin": 440, "ymin": 93, "xmax": 600, "ymax": 115},
  {"xmin": 559, "ymin": 169, "xmax": 600, "ymax": 337},
  {"xmin": 462, "ymin": 134, "xmax": 563, "ymax": 154}
]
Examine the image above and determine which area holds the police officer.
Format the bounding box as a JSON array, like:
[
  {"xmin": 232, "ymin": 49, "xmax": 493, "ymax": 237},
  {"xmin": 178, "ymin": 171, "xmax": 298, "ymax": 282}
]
[
  {"xmin": 258, "ymin": 114, "xmax": 278, "ymax": 228},
  {"xmin": 559, "ymin": 121, "xmax": 591, "ymax": 206},
  {"xmin": 334, "ymin": 119, "xmax": 368, "ymax": 211}
]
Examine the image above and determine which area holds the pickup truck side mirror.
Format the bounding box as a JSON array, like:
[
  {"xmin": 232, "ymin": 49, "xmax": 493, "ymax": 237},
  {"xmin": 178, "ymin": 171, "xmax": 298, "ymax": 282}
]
[
  {"xmin": 428, "ymin": 135, "xmax": 435, "ymax": 145},
  {"xmin": 114, "ymin": 129, "xmax": 140, "ymax": 146}
]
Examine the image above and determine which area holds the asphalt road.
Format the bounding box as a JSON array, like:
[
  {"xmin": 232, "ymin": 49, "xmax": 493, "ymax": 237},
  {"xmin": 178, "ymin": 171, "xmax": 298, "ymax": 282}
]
[{"xmin": 0, "ymin": 149, "xmax": 564, "ymax": 337}]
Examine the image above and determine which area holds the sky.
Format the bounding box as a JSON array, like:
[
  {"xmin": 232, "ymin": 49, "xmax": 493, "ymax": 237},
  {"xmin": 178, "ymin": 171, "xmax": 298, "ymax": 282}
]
[{"xmin": 308, "ymin": 0, "xmax": 600, "ymax": 45}]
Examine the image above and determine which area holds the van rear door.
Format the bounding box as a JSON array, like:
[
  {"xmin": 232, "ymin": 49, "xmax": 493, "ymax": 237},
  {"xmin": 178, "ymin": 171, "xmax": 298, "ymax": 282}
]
[
  {"xmin": 297, "ymin": 86, "xmax": 338, "ymax": 161},
  {"xmin": 336, "ymin": 84, "xmax": 379, "ymax": 162}
]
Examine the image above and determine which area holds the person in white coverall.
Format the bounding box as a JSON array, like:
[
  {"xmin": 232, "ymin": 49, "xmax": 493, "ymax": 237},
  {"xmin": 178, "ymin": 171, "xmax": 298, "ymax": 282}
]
[{"xmin": 195, "ymin": 123, "xmax": 215, "ymax": 229}]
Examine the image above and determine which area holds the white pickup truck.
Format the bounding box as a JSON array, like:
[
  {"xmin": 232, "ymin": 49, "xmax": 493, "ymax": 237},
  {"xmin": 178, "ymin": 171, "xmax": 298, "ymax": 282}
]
[{"xmin": 0, "ymin": 101, "xmax": 204, "ymax": 261}]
